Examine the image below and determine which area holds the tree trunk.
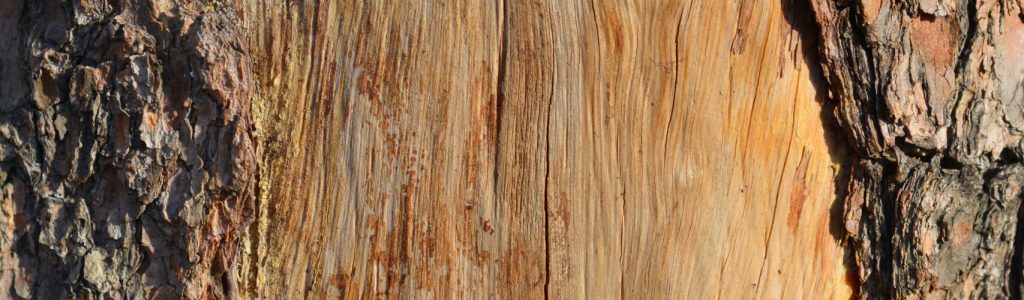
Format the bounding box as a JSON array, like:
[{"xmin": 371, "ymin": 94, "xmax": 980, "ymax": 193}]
[
  {"xmin": 0, "ymin": 0, "xmax": 254, "ymax": 299},
  {"xmin": 2, "ymin": 0, "xmax": 1019, "ymax": 299},
  {"xmin": 811, "ymin": 0, "xmax": 1024, "ymax": 298}
]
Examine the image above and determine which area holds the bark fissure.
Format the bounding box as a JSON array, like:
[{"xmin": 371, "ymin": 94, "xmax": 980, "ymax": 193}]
[
  {"xmin": 811, "ymin": 0, "xmax": 1024, "ymax": 297},
  {"xmin": 1012, "ymin": 198, "xmax": 1024, "ymax": 299}
]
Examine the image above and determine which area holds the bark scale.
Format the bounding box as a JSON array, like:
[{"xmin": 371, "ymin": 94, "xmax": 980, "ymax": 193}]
[
  {"xmin": 0, "ymin": 0, "xmax": 255, "ymax": 298},
  {"xmin": 811, "ymin": 0, "xmax": 1024, "ymax": 297}
]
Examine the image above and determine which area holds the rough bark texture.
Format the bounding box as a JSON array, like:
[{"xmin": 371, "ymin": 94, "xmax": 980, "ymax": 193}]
[
  {"xmin": 0, "ymin": 0, "xmax": 255, "ymax": 298},
  {"xmin": 811, "ymin": 0, "xmax": 1024, "ymax": 298}
]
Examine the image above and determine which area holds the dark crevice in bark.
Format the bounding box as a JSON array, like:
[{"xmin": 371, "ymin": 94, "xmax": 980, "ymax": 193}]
[
  {"xmin": 953, "ymin": 0, "xmax": 979, "ymax": 83},
  {"xmin": 1011, "ymin": 190, "xmax": 1024, "ymax": 300},
  {"xmin": 948, "ymin": 0, "xmax": 979, "ymax": 164}
]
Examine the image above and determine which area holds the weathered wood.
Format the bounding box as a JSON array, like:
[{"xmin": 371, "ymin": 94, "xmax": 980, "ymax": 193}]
[{"xmin": 240, "ymin": 0, "xmax": 851, "ymax": 298}]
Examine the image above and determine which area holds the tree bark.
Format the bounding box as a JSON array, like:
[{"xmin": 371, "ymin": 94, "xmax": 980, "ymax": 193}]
[
  {"xmin": 811, "ymin": 0, "xmax": 1024, "ymax": 298},
  {"xmin": 0, "ymin": 0, "xmax": 255, "ymax": 298}
]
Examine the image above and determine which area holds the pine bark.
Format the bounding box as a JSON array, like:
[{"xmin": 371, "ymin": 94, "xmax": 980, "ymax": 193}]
[
  {"xmin": 0, "ymin": 0, "xmax": 255, "ymax": 298},
  {"xmin": 811, "ymin": 0, "xmax": 1024, "ymax": 298}
]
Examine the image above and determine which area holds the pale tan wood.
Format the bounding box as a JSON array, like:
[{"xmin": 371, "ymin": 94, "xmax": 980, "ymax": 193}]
[{"xmin": 238, "ymin": 0, "xmax": 854, "ymax": 298}]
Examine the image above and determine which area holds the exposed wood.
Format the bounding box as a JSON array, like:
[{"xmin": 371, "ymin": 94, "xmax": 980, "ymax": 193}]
[{"xmin": 240, "ymin": 0, "xmax": 851, "ymax": 298}]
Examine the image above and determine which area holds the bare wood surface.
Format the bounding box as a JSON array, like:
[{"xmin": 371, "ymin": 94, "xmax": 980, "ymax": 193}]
[{"xmin": 240, "ymin": 0, "xmax": 852, "ymax": 298}]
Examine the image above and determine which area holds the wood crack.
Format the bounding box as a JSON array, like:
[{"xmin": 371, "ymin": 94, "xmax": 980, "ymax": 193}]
[
  {"xmin": 543, "ymin": 32, "xmax": 555, "ymax": 300},
  {"xmin": 494, "ymin": 0, "xmax": 507, "ymax": 204}
]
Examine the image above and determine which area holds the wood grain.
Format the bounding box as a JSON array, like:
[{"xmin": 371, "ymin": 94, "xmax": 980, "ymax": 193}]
[{"xmin": 238, "ymin": 0, "xmax": 854, "ymax": 298}]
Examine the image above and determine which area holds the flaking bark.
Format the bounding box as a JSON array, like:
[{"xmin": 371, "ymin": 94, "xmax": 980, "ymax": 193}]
[
  {"xmin": 0, "ymin": 0, "xmax": 255, "ymax": 298},
  {"xmin": 811, "ymin": 0, "xmax": 1024, "ymax": 297}
]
